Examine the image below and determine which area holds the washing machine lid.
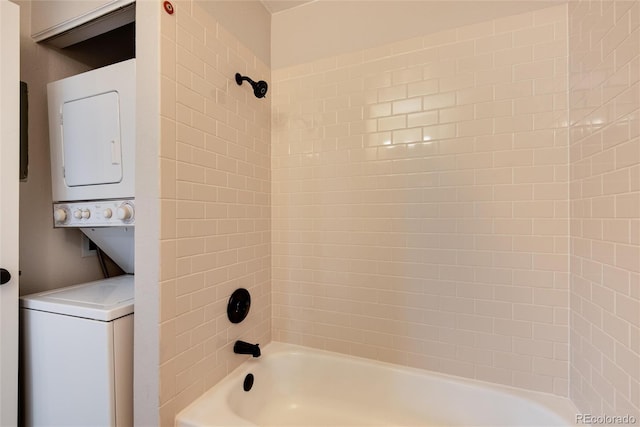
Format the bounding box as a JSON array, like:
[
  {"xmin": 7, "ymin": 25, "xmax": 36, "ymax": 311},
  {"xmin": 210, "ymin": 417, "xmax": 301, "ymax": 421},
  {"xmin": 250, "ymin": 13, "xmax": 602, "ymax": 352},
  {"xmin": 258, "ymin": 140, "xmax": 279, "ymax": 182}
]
[{"xmin": 20, "ymin": 275, "xmax": 134, "ymax": 321}]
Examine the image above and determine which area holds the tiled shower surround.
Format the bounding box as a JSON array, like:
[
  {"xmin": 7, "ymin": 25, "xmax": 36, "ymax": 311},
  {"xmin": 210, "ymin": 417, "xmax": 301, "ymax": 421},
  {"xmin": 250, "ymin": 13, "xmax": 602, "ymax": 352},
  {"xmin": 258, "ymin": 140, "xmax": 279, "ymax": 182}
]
[
  {"xmin": 273, "ymin": 6, "xmax": 571, "ymax": 396},
  {"xmin": 158, "ymin": 1, "xmax": 271, "ymax": 423},
  {"xmin": 156, "ymin": 0, "xmax": 639, "ymax": 422},
  {"xmin": 569, "ymin": 0, "xmax": 640, "ymax": 418}
]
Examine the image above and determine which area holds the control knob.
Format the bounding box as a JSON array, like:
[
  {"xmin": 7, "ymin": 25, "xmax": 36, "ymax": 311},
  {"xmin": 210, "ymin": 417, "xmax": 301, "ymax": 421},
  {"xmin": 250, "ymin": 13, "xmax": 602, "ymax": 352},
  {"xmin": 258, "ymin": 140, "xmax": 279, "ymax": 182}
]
[
  {"xmin": 73, "ymin": 209, "xmax": 82, "ymax": 220},
  {"xmin": 103, "ymin": 208, "xmax": 113, "ymax": 219},
  {"xmin": 54, "ymin": 208, "xmax": 67, "ymax": 223},
  {"xmin": 117, "ymin": 203, "xmax": 134, "ymax": 221},
  {"xmin": 81, "ymin": 209, "xmax": 91, "ymax": 219}
]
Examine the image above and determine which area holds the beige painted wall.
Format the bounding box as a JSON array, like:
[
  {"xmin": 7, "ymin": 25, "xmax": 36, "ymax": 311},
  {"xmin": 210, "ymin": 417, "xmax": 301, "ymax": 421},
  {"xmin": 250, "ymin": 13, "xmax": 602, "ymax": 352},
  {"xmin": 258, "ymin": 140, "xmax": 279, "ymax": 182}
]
[
  {"xmin": 197, "ymin": 0, "xmax": 271, "ymax": 66},
  {"xmin": 569, "ymin": 0, "xmax": 640, "ymax": 418},
  {"xmin": 16, "ymin": 0, "xmax": 109, "ymax": 296},
  {"xmin": 132, "ymin": 0, "xmax": 161, "ymax": 424},
  {"xmin": 157, "ymin": 0, "xmax": 271, "ymax": 422},
  {"xmin": 271, "ymin": 0, "xmax": 561, "ymax": 68}
]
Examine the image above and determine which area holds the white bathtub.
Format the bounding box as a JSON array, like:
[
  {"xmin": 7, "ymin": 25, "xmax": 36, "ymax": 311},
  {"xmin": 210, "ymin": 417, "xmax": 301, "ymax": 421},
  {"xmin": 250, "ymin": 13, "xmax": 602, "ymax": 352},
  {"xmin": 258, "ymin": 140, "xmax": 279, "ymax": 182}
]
[{"xmin": 176, "ymin": 342, "xmax": 579, "ymax": 427}]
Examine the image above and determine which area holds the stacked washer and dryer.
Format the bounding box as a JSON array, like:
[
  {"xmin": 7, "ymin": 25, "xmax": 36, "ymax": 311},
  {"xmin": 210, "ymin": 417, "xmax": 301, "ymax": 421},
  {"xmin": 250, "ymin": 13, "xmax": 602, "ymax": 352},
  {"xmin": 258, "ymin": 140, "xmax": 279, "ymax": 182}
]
[{"xmin": 20, "ymin": 59, "xmax": 136, "ymax": 427}]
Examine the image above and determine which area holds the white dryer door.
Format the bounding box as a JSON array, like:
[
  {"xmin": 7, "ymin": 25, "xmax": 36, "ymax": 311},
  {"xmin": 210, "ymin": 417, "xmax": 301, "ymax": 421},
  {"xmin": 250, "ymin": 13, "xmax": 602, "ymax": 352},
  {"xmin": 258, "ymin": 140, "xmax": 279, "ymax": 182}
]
[{"xmin": 62, "ymin": 91, "xmax": 123, "ymax": 187}]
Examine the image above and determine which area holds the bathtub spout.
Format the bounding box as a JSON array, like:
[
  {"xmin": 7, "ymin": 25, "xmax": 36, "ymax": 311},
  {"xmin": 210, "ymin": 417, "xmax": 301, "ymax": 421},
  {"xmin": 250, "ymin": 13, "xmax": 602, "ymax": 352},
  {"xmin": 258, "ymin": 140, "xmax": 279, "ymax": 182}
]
[{"xmin": 234, "ymin": 340, "xmax": 261, "ymax": 357}]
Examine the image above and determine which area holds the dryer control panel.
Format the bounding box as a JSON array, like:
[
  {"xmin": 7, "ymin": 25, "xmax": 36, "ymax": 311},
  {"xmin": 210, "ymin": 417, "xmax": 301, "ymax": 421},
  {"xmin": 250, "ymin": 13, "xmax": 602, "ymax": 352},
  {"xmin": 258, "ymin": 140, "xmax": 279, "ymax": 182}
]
[{"xmin": 53, "ymin": 199, "xmax": 134, "ymax": 227}]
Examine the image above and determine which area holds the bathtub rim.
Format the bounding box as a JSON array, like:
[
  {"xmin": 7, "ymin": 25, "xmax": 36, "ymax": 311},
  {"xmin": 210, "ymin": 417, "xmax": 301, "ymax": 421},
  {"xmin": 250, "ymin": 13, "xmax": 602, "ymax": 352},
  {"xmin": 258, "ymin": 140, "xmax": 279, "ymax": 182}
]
[{"xmin": 176, "ymin": 340, "xmax": 580, "ymax": 427}]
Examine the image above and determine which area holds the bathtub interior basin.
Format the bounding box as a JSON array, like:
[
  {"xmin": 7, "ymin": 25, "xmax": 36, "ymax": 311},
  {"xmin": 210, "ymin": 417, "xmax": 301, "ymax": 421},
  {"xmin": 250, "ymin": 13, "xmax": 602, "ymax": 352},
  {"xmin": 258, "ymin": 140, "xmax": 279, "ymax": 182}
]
[{"xmin": 176, "ymin": 342, "xmax": 579, "ymax": 427}]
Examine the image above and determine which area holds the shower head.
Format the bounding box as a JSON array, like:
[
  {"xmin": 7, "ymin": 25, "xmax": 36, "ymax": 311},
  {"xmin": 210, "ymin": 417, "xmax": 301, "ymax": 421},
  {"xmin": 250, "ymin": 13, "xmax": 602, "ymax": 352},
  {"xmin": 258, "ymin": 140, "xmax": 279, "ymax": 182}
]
[{"xmin": 235, "ymin": 73, "xmax": 268, "ymax": 99}]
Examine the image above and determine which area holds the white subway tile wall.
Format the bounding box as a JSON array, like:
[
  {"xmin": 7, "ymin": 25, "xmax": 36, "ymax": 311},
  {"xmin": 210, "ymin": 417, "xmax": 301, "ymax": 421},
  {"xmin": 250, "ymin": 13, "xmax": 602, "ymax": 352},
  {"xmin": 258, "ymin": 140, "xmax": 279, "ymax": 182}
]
[
  {"xmin": 154, "ymin": 0, "xmax": 640, "ymax": 420},
  {"xmin": 272, "ymin": 5, "xmax": 571, "ymax": 395},
  {"xmin": 569, "ymin": 0, "xmax": 640, "ymax": 419},
  {"xmin": 159, "ymin": 1, "xmax": 271, "ymax": 423}
]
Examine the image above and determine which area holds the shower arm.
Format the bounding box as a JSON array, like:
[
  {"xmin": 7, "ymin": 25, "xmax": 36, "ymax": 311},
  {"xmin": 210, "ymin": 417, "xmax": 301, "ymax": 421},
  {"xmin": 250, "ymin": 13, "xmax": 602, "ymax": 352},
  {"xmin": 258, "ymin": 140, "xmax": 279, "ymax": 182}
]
[
  {"xmin": 235, "ymin": 72, "xmax": 268, "ymax": 98},
  {"xmin": 235, "ymin": 73, "xmax": 255, "ymax": 86}
]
